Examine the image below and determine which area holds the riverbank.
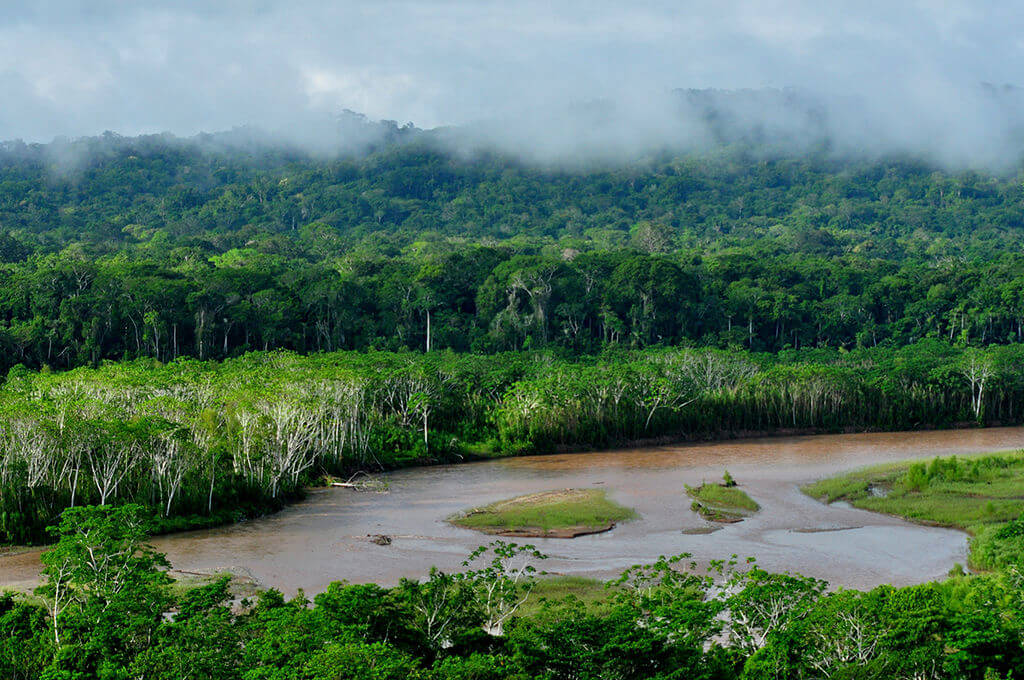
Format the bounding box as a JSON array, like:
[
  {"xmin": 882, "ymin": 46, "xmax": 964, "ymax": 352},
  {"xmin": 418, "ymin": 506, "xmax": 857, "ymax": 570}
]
[
  {"xmin": 479, "ymin": 421, "xmax": 1002, "ymax": 460},
  {"xmin": 1, "ymin": 420, "xmax": 1003, "ymax": 553},
  {"xmin": 7, "ymin": 426, "xmax": 1023, "ymax": 596},
  {"xmin": 801, "ymin": 450, "xmax": 1024, "ymax": 571},
  {"xmin": 4, "ymin": 342, "xmax": 1023, "ymax": 544}
]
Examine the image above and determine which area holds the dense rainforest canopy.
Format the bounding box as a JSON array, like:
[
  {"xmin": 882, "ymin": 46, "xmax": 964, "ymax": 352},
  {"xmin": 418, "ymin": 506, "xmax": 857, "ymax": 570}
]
[{"xmin": 2, "ymin": 126, "xmax": 1024, "ymax": 371}]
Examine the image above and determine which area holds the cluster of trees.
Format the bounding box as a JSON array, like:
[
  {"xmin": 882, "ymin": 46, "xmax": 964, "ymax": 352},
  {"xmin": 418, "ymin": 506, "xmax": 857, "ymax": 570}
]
[
  {"xmin": 493, "ymin": 342, "xmax": 1024, "ymax": 450},
  {"xmin": 3, "ymin": 133, "xmax": 1024, "ymax": 370},
  {"xmin": 0, "ymin": 351, "xmax": 507, "ymax": 543},
  {"xmin": 2, "ymin": 504, "xmax": 1022, "ymax": 679},
  {"xmin": 2, "ymin": 341, "xmax": 1022, "ymax": 544},
  {"xmin": 4, "ymin": 235, "xmax": 1024, "ymax": 372}
]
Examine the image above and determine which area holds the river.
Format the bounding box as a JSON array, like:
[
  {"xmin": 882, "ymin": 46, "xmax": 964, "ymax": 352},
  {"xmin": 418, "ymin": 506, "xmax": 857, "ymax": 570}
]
[{"xmin": 4, "ymin": 427, "xmax": 1024, "ymax": 595}]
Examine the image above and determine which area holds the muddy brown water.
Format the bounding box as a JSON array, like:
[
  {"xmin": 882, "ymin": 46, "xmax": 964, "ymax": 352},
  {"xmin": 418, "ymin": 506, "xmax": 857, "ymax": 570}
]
[{"xmin": 4, "ymin": 427, "xmax": 1024, "ymax": 595}]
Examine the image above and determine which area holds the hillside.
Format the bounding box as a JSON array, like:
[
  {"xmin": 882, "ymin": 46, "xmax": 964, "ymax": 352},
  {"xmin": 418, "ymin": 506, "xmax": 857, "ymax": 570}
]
[{"xmin": 1, "ymin": 124, "xmax": 1024, "ymax": 371}]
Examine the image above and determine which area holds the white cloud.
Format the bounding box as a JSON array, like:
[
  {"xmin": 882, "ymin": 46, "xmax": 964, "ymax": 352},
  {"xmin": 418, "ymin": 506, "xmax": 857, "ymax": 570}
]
[{"xmin": 0, "ymin": 1, "xmax": 1021, "ymax": 166}]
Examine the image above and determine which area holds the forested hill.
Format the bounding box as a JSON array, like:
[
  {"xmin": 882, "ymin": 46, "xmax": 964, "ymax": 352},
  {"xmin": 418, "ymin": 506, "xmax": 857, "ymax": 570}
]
[
  {"xmin": 2, "ymin": 124, "xmax": 1024, "ymax": 371},
  {"xmin": 5, "ymin": 125, "xmax": 1024, "ymax": 257}
]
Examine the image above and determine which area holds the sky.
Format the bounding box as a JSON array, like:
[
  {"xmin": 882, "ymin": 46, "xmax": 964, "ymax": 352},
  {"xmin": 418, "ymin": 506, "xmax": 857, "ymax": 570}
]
[{"xmin": 1, "ymin": 1, "xmax": 1023, "ymax": 165}]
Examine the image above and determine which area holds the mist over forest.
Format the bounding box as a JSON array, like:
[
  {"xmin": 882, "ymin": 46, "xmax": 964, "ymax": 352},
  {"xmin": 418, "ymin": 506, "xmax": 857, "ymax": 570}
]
[
  {"xmin": 3, "ymin": 93, "xmax": 1024, "ymax": 375},
  {"xmin": 12, "ymin": 83, "xmax": 1024, "ymax": 171},
  {"xmin": 4, "ymin": 1, "xmax": 1024, "ymax": 169}
]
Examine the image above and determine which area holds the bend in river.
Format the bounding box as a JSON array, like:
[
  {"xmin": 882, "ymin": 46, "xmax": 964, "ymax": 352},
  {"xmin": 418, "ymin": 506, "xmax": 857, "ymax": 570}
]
[{"xmin": 5, "ymin": 426, "xmax": 1024, "ymax": 595}]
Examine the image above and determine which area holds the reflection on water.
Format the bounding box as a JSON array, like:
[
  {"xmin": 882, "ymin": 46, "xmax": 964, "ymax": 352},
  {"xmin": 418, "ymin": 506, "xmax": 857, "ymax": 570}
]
[{"xmin": 4, "ymin": 427, "xmax": 1024, "ymax": 595}]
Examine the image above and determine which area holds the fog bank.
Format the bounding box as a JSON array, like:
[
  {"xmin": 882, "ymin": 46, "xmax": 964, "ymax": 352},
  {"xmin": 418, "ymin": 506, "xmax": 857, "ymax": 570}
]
[{"xmin": 2, "ymin": 2, "xmax": 1023, "ymax": 168}]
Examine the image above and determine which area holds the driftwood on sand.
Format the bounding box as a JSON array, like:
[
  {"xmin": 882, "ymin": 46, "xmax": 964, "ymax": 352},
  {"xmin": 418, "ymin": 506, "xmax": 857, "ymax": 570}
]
[{"xmin": 331, "ymin": 471, "xmax": 389, "ymax": 492}]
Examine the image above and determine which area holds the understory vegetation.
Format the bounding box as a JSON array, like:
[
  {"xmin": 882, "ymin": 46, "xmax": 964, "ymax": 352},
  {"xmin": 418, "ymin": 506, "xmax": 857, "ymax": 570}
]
[
  {"xmin": 2, "ymin": 504, "xmax": 1022, "ymax": 680},
  {"xmin": 1, "ymin": 341, "xmax": 1022, "ymax": 544},
  {"xmin": 803, "ymin": 452, "xmax": 1024, "ymax": 570}
]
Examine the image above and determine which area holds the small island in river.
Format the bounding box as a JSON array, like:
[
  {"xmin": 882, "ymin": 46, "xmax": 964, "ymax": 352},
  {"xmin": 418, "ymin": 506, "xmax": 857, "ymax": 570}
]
[
  {"xmin": 448, "ymin": 488, "xmax": 637, "ymax": 538},
  {"xmin": 685, "ymin": 472, "xmax": 761, "ymax": 523}
]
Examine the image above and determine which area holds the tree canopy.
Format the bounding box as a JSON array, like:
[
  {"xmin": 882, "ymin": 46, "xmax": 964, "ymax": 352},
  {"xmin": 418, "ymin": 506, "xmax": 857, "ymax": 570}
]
[{"xmin": 1, "ymin": 134, "xmax": 1024, "ymax": 371}]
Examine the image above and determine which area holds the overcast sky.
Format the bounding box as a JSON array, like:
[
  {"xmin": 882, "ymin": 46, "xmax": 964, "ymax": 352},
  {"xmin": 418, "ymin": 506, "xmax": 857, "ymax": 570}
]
[{"xmin": 1, "ymin": 1, "xmax": 1022, "ymax": 164}]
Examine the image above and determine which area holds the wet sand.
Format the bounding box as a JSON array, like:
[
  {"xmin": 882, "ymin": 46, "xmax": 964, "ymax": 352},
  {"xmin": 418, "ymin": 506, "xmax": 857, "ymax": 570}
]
[{"xmin": 4, "ymin": 426, "xmax": 1024, "ymax": 595}]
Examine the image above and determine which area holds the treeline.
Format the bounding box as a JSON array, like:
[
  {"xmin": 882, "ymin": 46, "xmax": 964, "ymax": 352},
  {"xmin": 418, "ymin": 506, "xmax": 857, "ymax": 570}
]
[
  {"xmin": 4, "ymin": 246, "xmax": 1024, "ymax": 372},
  {"xmin": 2, "ymin": 133, "xmax": 1024, "ymax": 371},
  {"xmin": 3, "ymin": 505, "xmax": 1022, "ymax": 679},
  {"xmin": 2, "ymin": 341, "xmax": 1022, "ymax": 544}
]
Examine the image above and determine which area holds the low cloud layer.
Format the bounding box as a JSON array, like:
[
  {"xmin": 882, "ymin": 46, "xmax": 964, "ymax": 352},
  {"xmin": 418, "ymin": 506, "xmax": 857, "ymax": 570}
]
[{"xmin": 2, "ymin": 1, "xmax": 1023, "ymax": 167}]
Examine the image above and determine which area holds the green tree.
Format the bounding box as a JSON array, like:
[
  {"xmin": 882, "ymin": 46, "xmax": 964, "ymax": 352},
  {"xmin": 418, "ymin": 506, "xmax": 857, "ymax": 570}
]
[{"xmin": 36, "ymin": 504, "xmax": 172, "ymax": 678}]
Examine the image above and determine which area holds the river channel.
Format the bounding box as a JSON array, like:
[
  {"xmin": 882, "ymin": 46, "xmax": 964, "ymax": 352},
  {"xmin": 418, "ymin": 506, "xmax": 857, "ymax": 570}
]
[{"xmin": 4, "ymin": 427, "xmax": 1024, "ymax": 594}]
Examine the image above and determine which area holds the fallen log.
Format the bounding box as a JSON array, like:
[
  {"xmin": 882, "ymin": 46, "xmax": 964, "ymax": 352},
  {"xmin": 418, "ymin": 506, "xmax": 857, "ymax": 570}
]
[{"xmin": 331, "ymin": 472, "xmax": 389, "ymax": 492}]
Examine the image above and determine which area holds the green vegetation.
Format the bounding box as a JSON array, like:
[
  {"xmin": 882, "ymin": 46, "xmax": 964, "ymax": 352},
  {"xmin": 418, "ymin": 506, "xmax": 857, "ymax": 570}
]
[
  {"xmin": 2, "ymin": 341, "xmax": 1024, "ymax": 545},
  {"xmin": 803, "ymin": 452, "xmax": 1024, "ymax": 570},
  {"xmin": 6, "ymin": 114, "xmax": 1024, "ymax": 677},
  {"xmin": 519, "ymin": 576, "xmax": 613, "ymax": 617},
  {"xmin": 6, "ymin": 129, "xmax": 1024, "ymax": 551},
  {"xmin": 450, "ymin": 489, "xmax": 636, "ymax": 537},
  {"xmin": 687, "ymin": 478, "xmax": 760, "ymax": 522},
  {"xmin": 2, "ymin": 504, "xmax": 1022, "ymax": 679},
  {"xmin": 4, "ymin": 134, "xmax": 1024, "ymax": 375},
  {"xmin": 688, "ymin": 483, "xmax": 761, "ymax": 512}
]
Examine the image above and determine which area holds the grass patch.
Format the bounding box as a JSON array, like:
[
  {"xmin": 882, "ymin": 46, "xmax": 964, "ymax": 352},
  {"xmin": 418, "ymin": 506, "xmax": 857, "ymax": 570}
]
[
  {"xmin": 449, "ymin": 488, "xmax": 636, "ymax": 538},
  {"xmin": 167, "ymin": 569, "xmax": 261, "ymax": 601},
  {"xmin": 802, "ymin": 461, "xmax": 906, "ymax": 504},
  {"xmin": 686, "ymin": 477, "xmax": 760, "ymax": 523},
  {"xmin": 518, "ymin": 575, "xmax": 614, "ymax": 617},
  {"xmin": 687, "ymin": 483, "xmax": 760, "ymax": 512},
  {"xmin": 802, "ymin": 450, "xmax": 1024, "ymax": 571}
]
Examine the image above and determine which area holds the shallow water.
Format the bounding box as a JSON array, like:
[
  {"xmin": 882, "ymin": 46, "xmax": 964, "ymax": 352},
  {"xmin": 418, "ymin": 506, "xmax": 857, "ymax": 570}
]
[{"xmin": 4, "ymin": 427, "xmax": 1024, "ymax": 595}]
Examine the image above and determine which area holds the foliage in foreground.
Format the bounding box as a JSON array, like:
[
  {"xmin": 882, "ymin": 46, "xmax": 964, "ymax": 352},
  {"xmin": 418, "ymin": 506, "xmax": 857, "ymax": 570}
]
[
  {"xmin": 1, "ymin": 341, "xmax": 1023, "ymax": 544},
  {"xmin": 804, "ymin": 452, "xmax": 1024, "ymax": 570},
  {"xmin": 1, "ymin": 504, "xmax": 1023, "ymax": 680}
]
